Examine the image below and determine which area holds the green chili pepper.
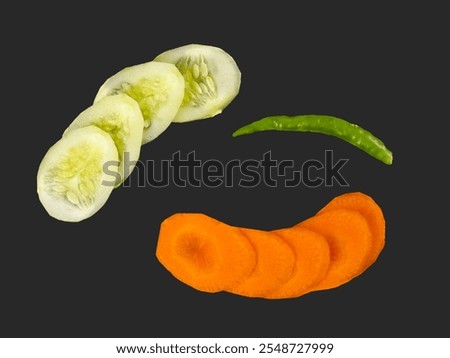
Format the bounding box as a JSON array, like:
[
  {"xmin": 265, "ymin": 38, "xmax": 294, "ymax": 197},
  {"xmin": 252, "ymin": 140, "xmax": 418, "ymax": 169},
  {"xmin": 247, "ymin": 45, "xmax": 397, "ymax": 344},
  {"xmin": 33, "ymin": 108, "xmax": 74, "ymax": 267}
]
[{"xmin": 232, "ymin": 115, "xmax": 393, "ymax": 165}]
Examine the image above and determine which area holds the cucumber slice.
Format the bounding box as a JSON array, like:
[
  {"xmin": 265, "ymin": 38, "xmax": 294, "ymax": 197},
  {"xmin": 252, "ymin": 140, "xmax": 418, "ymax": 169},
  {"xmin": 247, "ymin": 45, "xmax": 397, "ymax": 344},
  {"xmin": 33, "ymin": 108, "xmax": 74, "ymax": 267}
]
[
  {"xmin": 154, "ymin": 44, "xmax": 241, "ymax": 123},
  {"xmin": 94, "ymin": 61, "xmax": 185, "ymax": 144},
  {"xmin": 37, "ymin": 126, "xmax": 119, "ymax": 222},
  {"xmin": 64, "ymin": 94, "xmax": 143, "ymax": 187}
]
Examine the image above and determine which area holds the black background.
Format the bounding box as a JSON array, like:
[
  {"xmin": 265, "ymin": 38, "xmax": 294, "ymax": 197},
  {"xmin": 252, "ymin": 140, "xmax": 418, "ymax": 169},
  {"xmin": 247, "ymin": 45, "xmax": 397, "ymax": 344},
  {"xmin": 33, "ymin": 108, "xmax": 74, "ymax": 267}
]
[{"xmin": 3, "ymin": 3, "xmax": 448, "ymax": 337}]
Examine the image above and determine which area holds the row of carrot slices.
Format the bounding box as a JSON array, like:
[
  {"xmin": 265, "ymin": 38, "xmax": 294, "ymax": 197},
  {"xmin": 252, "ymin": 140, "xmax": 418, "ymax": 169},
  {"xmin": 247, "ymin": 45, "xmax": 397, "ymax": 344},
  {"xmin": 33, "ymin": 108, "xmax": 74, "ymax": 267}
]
[{"xmin": 156, "ymin": 192, "xmax": 385, "ymax": 299}]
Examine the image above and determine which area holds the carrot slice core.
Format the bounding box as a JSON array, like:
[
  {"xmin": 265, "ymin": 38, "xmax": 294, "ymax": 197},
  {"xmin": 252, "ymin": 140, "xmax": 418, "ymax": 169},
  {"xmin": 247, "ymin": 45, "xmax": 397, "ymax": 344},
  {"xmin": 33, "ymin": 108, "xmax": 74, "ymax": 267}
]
[
  {"xmin": 268, "ymin": 227, "xmax": 331, "ymax": 299},
  {"xmin": 156, "ymin": 213, "xmax": 256, "ymax": 293},
  {"xmin": 228, "ymin": 227, "xmax": 296, "ymax": 298},
  {"xmin": 296, "ymin": 208, "xmax": 372, "ymax": 290},
  {"xmin": 317, "ymin": 191, "xmax": 385, "ymax": 270}
]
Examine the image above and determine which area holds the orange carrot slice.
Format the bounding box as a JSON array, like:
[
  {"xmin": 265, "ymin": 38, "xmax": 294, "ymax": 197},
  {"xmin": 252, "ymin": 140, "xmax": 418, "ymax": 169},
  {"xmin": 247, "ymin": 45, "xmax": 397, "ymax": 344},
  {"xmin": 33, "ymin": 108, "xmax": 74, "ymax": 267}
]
[
  {"xmin": 317, "ymin": 191, "xmax": 385, "ymax": 270},
  {"xmin": 227, "ymin": 227, "xmax": 296, "ymax": 298},
  {"xmin": 267, "ymin": 226, "xmax": 331, "ymax": 299},
  {"xmin": 295, "ymin": 208, "xmax": 372, "ymax": 291},
  {"xmin": 156, "ymin": 213, "xmax": 256, "ymax": 293}
]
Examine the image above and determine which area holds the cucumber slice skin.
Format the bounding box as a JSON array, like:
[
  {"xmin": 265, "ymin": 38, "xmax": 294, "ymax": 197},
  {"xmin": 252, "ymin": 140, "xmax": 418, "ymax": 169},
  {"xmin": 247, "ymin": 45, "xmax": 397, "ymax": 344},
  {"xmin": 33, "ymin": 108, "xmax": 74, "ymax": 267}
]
[
  {"xmin": 37, "ymin": 126, "xmax": 119, "ymax": 222},
  {"xmin": 64, "ymin": 94, "xmax": 144, "ymax": 187},
  {"xmin": 154, "ymin": 44, "xmax": 241, "ymax": 123},
  {"xmin": 94, "ymin": 61, "xmax": 185, "ymax": 144}
]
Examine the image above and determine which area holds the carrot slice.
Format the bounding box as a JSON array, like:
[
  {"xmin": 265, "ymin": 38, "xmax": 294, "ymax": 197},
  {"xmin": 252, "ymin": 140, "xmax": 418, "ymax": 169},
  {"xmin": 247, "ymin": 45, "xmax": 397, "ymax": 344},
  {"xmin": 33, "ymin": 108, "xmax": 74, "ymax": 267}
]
[
  {"xmin": 227, "ymin": 227, "xmax": 296, "ymax": 298},
  {"xmin": 317, "ymin": 191, "xmax": 385, "ymax": 270},
  {"xmin": 295, "ymin": 208, "xmax": 372, "ymax": 291},
  {"xmin": 267, "ymin": 227, "xmax": 331, "ymax": 299},
  {"xmin": 156, "ymin": 213, "xmax": 256, "ymax": 293}
]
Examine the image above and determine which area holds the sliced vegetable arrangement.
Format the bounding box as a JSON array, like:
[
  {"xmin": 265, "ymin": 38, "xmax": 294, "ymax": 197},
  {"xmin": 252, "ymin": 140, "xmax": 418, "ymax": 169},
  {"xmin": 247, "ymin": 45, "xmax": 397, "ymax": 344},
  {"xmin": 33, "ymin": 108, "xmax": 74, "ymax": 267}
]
[
  {"xmin": 37, "ymin": 44, "xmax": 241, "ymax": 222},
  {"xmin": 38, "ymin": 44, "xmax": 391, "ymax": 302},
  {"xmin": 156, "ymin": 192, "xmax": 385, "ymax": 299}
]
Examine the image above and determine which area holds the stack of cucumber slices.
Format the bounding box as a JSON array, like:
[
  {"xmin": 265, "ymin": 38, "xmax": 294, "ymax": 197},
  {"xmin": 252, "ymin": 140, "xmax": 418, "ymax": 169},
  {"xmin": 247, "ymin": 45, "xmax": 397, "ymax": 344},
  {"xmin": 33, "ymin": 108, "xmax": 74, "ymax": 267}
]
[{"xmin": 37, "ymin": 44, "xmax": 241, "ymax": 222}]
